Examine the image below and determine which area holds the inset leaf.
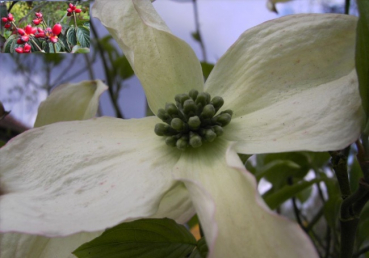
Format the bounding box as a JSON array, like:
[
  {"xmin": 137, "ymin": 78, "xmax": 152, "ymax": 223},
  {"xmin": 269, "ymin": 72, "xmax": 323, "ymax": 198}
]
[
  {"xmin": 67, "ymin": 27, "xmax": 77, "ymax": 46},
  {"xmin": 3, "ymin": 34, "xmax": 16, "ymax": 53},
  {"xmin": 72, "ymin": 45, "xmax": 90, "ymax": 53},
  {"xmin": 77, "ymin": 26, "xmax": 90, "ymax": 48}
]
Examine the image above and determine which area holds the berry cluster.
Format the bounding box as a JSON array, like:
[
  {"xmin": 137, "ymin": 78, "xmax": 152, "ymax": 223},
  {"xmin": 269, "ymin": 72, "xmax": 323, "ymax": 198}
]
[
  {"xmin": 2, "ymin": 10, "xmax": 63, "ymax": 54},
  {"xmin": 67, "ymin": 3, "xmax": 82, "ymax": 16},
  {"xmin": 15, "ymin": 43, "xmax": 31, "ymax": 54},
  {"xmin": 33, "ymin": 12, "xmax": 43, "ymax": 25},
  {"xmin": 1, "ymin": 13, "xmax": 14, "ymax": 29}
]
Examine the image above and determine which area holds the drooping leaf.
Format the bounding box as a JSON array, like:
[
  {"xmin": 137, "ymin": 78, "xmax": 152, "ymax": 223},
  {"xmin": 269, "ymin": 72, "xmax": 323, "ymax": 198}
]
[
  {"xmin": 73, "ymin": 218, "xmax": 197, "ymax": 258},
  {"xmin": 113, "ymin": 55, "xmax": 134, "ymax": 79},
  {"xmin": 264, "ymin": 179, "xmax": 319, "ymax": 210},
  {"xmin": 356, "ymin": 0, "xmax": 369, "ymax": 129}
]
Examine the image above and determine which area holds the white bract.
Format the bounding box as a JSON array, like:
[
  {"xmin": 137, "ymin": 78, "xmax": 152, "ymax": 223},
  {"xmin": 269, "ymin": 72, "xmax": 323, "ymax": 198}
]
[{"xmin": 0, "ymin": 1, "xmax": 364, "ymax": 257}]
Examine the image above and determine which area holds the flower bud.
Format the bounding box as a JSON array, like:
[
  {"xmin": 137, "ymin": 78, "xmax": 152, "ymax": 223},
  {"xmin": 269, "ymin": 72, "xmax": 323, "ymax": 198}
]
[
  {"xmin": 171, "ymin": 118, "xmax": 185, "ymax": 131},
  {"xmin": 155, "ymin": 123, "xmax": 176, "ymax": 136},
  {"xmin": 213, "ymin": 113, "xmax": 232, "ymax": 126},
  {"xmin": 201, "ymin": 104, "xmax": 215, "ymax": 119},
  {"xmin": 204, "ymin": 129, "xmax": 216, "ymax": 142},
  {"xmin": 189, "ymin": 133, "xmax": 202, "ymax": 148},
  {"xmin": 165, "ymin": 136, "xmax": 177, "ymax": 147},
  {"xmin": 188, "ymin": 116, "xmax": 201, "ymax": 130},
  {"xmin": 165, "ymin": 103, "xmax": 178, "ymax": 116},
  {"xmin": 183, "ymin": 99, "xmax": 197, "ymax": 116},
  {"xmin": 211, "ymin": 96, "xmax": 224, "ymax": 112},
  {"xmin": 212, "ymin": 125, "xmax": 224, "ymax": 136},
  {"xmin": 175, "ymin": 94, "xmax": 190, "ymax": 106},
  {"xmin": 176, "ymin": 138, "xmax": 188, "ymax": 150},
  {"xmin": 189, "ymin": 89, "xmax": 198, "ymax": 100},
  {"xmin": 157, "ymin": 108, "xmax": 171, "ymax": 124}
]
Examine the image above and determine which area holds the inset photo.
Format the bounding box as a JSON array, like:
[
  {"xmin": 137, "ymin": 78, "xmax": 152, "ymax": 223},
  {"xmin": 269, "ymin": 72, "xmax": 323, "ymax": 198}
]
[{"xmin": 0, "ymin": 1, "xmax": 90, "ymax": 54}]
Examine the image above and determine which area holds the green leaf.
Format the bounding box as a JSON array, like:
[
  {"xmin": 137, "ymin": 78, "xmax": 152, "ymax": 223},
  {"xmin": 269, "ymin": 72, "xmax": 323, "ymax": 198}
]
[
  {"xmin": 67, "ymin": 27, "xmax": 77, "ymax": 46},
  {"xmin": 200, "ymin": 62, "xmax": 214, "ymax": 80},
  {"xmin": 42, "ymin": 41, "xmax": 61, "ymax": 53},
  {"xmin": 189, "ymin": 238, "xmax": 208, "ymax": 258},
  {"xmin": 3, "ymin": 34, "xmax": 16, "ymax": 53},
  {"xmin": 113, "ymin": 55, "xmax": 134, "ymax": 79},
  {"xmin": 187, "ymin": 214, "xmax": 199, "ymax": 229},
  {"xmin": 59, "ymin": 32, "xmax": 71, "ymax": 52},
  {"xmin": 71, "ymin": 45, "xmax": 90, "ymax": 53},
  {"xmin": 73, "ymin": 218, "xmax": 197, "ymax": 258},
  {"xmin": 264, "ymin": 179, "xmax": 319, "ymax": 210},
  {"xmin": 77, "ymin": 26, "xmax": 90, "ymax": 48},
  {"xmin": 356, "ymin": 0, "xmax": 369, "ymax": 127}
]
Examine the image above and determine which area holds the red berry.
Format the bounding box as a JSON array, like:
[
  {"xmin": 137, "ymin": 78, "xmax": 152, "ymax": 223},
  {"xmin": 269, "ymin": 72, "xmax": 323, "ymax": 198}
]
[
  {"xmin": 4, "ymin": 23, "xmax": 11, "ymax": 29},
  {"xmin": 17, "ymin": 28, "xmax": 25, "ymax": 35},
  {"xmin": 37, "ymin": 27, "xmax": 44, "ymax": 33},
  {"xmin": 35, "ymin": 12, "xmax": 43, "ymax": 18},
  {"xmin": 15, "ymin": 47, "xmax": 23, "ymax": 53},
  {"xmin": 35, "ymin": 32, "xmax": 45, "ymax": 38},
  {"xmin": 52, "ymin": 23, "xmax": 62, "ymax": 35},
  {"xmin": 71, "ymin": 6, "xmax": 76, "ymax": 10},
  {"xmin": 21, "ymin": 35, "xmax": 29, "ymax": 42},
  {"xmin": 33, "ymin": 19, "xmax": 41, "ymax": 25},
  {"xmin": 67, "ymin": 13, "xmax": 72, "ymax": 16},
  {"xmin": 69, "ymin": 3, "xmax": 74, "ymax": 8},
  {"xmin": 16, "ymin": 38, "xmax": 23, "ymax": 44},
  {"xmin": 67, "ymin": 8, "xmax": 72, "ymax": 13},
  {"xmin": 25, "ymin": 25, "xmax": 33, "ymax": 34},
  {"xmin": 7, "ymin": 13, "xmax": 14, "ymax": 22},
  {"xmin": 1, "ymin": 17, "xmax": 8, "ymax": 23},
  {"xmin": 24, "ymin": 43, "xmax": 31, "ymax": 52},
  {"xmin": 50, "ymin": 36, "xmax": 58, "ymax": 43},
  {"xmin": 31, "ymin": 27, "xmax": 37, "ymax": 35},
  {"xmin": 75, "ymin": 8, "xmax": 81, "ymax": 13}
]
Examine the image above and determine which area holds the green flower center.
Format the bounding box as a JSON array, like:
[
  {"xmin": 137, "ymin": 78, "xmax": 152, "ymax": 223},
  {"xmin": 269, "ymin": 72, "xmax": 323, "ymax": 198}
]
[{"xmin": 154, "ymin": 89, "xmax": 233, "ymax": 150}]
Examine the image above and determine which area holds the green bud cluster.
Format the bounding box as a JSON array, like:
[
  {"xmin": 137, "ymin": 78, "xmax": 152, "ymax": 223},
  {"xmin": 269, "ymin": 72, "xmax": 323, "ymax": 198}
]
[{"xmin": 154, "ymin": 89, "xmax": 233, "ymax": 150}]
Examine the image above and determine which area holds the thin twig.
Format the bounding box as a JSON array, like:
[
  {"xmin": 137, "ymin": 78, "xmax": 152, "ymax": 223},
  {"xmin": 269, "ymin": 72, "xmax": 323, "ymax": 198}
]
[{"xmin": 192, "ymin": 0, "xmax": 207, "ymax": 62}]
